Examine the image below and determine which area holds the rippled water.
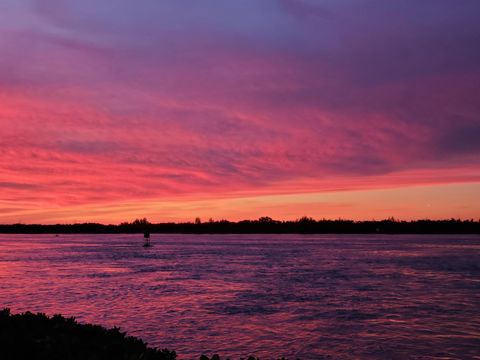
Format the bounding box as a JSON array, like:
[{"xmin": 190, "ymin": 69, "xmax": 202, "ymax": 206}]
[{"xmin": 0, "ymin": 234, "xmax": 479, "ymax": 359}]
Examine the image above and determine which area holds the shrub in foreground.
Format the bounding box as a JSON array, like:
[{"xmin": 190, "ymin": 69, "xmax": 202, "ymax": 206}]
[
  {"xmin": 0, "ymin": 309, "xmax": 176, "ymax": 360},
  {"xmin": 0, "ymin": 309, "xmax": 298, "ymax": 360}
]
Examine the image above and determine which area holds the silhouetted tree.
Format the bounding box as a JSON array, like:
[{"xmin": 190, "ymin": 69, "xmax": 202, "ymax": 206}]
[
  {"xmin": 0, "ymin": 309, "xmax": 176, "ymax": 360},
  {"xmin": 0, "ymin": 218, "xmax": 479, "ymax": 234},
  {"xmin": 132, "ymin": 218, "xmax": 150, "ymax": 226}
]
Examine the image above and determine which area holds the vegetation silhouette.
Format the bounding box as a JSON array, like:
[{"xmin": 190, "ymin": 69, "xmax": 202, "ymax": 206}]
[
  {"xmin": 0, "ymin": 217, "xmax": 479, "ymax": 234},
  {"xmin": 0, "ymin": 309, "xmax": 176, "ymax": 360},
  {"xmin": 0, "ymin": 309, "xmax": 298, "ymax": 360}
]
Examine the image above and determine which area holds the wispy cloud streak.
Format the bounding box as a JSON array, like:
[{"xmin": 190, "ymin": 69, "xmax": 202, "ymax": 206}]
[{"xmin": 0, "ymin": 0, "xmax": 479, "ymax": 222}]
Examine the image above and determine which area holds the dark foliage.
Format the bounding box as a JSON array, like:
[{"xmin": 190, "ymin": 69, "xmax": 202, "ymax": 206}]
[
  {"xmin": 0, "ymin": 217, "xmax": 479, "ymax": 234},
  {"xmin": 0, "ymin": 309, "xmax": 176, "ymax": 360},
  {"xmin": 0, "ymin": 309, "xmax": 296, "ymax": 360}
]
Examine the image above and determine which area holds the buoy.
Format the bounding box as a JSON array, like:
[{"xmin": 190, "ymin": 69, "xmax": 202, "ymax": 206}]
[{"xmin": 143, "ymin": 231, "xmax": 151, "ymax": 247}]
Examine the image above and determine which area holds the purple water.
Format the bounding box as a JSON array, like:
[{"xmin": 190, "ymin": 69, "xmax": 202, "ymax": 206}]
[{"xmin": 0, "ymin": 234, "xmax": 479, "ymax": 359}]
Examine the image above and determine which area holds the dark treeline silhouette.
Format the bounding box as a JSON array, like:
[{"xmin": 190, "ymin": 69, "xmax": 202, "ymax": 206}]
[
  {"xmin": 0, "ymin": 309, "xmax": 176, "ymax": 360},
  {"xmin": 1, "ymin": 217, "xmax": 479, "ymax": 234},
  {"xmin": 0, "ymin": 309, "xmax": 295, "ymax": 360}
]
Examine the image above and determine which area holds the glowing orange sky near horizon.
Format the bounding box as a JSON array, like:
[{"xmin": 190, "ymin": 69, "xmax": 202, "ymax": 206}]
[
  {"xmin": 2, "ymin": 182, "xmax": 480, "ymax": 225},
  {"xmin": 1, "ymin": 1, "xmax": 480, "ymax": 224}
]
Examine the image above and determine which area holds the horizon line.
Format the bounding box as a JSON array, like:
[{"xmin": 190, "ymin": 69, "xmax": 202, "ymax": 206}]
[{"xmin": 2, "ymin": 216, "xmax": 480, "ymax": 227}]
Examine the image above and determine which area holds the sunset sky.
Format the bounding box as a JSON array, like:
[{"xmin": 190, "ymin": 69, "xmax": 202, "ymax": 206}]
[{"xmin": 1, "ymin": 1, "xmax": 480, "ymax": 224}]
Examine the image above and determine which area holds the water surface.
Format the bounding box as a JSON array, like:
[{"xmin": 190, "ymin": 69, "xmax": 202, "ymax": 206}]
[{"xmin": 0, "ymin": 234, "xmax": 479, "ymax": 359}]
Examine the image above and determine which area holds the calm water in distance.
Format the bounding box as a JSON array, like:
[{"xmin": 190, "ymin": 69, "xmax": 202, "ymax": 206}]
[{"xmin": 0, "ymin": 234, "xmax": 479, "ymax": 359}]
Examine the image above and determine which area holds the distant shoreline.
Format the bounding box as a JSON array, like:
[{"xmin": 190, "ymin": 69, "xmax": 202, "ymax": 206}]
[{"xmin": 1, "ymin": 218, "xmax": 479, "ymax": 234}]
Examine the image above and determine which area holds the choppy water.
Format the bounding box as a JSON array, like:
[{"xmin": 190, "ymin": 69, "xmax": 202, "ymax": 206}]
[{"xmin": 0, "ymin": 234, "xmax": 479, "ymax": 359}]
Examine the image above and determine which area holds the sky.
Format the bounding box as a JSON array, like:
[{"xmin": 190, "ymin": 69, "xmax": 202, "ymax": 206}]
[{"xmin": 1, "ymin": 0, "xmax": 479, "ymax": 224}]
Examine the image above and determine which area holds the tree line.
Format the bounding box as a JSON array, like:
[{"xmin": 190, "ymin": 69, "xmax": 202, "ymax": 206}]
[{"xmin": 0, "ymin": 217, "xmax": 479, "ymax": 234}]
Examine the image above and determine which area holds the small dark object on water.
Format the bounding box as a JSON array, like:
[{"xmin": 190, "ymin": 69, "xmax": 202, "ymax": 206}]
[{"xmin": 143, "ymin": 231, "xmax": 152, "ymax": 247}]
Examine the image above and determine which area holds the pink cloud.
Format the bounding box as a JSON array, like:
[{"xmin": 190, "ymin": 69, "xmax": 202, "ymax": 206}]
[{"xmin": 0, "ymin": 1, "xmax": 479, "ymax": 222}]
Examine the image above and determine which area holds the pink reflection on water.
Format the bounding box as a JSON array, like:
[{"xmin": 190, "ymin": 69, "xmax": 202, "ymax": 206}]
[{"xmin": 0, "ymin": 234, "xmax": 479, "ymax": 359}]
